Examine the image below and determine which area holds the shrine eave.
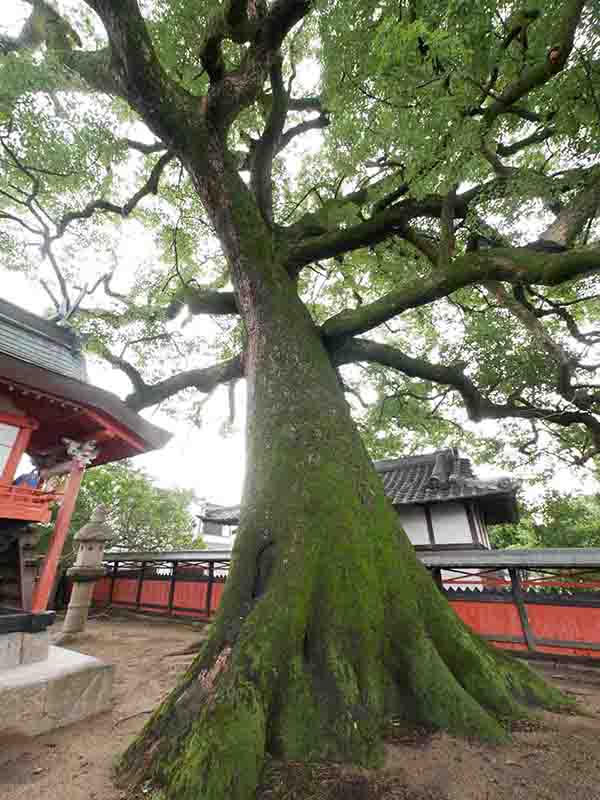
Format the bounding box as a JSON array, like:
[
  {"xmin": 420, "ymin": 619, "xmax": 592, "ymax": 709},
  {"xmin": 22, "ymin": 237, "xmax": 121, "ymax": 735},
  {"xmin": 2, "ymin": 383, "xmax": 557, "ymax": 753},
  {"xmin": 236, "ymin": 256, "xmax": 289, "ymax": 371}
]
[{"xmin": 0, "ymin": 353, "xmax": 171, "ymax": 464}]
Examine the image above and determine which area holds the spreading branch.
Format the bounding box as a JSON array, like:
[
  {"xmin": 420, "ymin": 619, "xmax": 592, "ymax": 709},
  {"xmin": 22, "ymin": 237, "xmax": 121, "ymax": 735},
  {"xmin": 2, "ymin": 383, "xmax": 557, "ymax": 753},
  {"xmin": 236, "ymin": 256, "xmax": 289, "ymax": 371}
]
[
  {"xmin": 334, "ymin": 337, "xmax": 600, "ymax": 455},
  {"xmin": 83, "ymin": 0, "xmax": 200, "ymax": 146},
  {"xmin": 483, "ymin": 0, "xmax": 585, "ymax": 125},
  {"xmin": 56, "ymin": 151, "xmax": 175, "ymax": 237},
  {"xmin": 251, "ymin": 58, "xmax": 288, "ymax": 224},
  {"xmin": 321, "ymin": 246, "xmax": 600, "ymax": 341},
  {"xmin": 125, "ymin": 355, "xmax": 243, "ymax": 411}
]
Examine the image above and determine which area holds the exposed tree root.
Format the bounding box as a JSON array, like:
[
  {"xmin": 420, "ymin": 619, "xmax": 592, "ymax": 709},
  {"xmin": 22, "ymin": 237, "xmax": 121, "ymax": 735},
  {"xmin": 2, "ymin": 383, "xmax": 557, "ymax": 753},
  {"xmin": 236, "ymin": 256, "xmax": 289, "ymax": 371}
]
[{"xmin": 117, "ymin": 551, "xmax": 571, "ymax": 800}]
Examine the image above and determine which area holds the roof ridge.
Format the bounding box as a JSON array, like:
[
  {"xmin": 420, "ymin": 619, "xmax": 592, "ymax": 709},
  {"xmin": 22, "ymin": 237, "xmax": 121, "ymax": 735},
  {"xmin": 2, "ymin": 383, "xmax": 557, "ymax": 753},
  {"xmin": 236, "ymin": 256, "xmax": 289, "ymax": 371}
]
[{"xmin": 374, "ymin": 448, "xmax": 456, "ymax": 473}]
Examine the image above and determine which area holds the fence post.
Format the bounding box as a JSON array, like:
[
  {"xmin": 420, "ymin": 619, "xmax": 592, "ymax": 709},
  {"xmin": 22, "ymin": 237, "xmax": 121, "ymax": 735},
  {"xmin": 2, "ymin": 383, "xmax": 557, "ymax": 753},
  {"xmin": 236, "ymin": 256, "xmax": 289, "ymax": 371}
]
[
  {"xmin": 168, "ymin": 562, "xmax": 178, "ymax": 615},
  {"xmin": 509, "ymin": 567, "xmax": 536, "ymax": 652},
  {"xmin": 206, "ymin": 561, "xmax": 215, "ymax": 617},
  {"xmin": 135, "ymin": 561, "xmax": 146, "ymax": 609},
  {"xmin": 109, "ymin": 560, "xmax": 118, "ymax": 603},
  {"xmin": 432, "ymin": 568, "xmax": 443, "ymax": 591}
]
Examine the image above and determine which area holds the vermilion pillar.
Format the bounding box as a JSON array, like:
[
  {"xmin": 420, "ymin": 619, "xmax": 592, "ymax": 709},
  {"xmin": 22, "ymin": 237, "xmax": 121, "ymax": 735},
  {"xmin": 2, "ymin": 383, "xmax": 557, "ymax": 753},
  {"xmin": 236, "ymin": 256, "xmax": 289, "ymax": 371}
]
[{"xmin": 31, "ymin": 464, "xmax": 85, "ymax": 613}]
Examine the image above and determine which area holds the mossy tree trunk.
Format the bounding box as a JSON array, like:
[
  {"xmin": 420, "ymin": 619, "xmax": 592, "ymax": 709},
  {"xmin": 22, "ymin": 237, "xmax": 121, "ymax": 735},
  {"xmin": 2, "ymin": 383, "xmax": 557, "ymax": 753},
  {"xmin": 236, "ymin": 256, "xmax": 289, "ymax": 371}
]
[{"xmin": 118, "ymin": 168, "xmax": 567, "ymax": 800}]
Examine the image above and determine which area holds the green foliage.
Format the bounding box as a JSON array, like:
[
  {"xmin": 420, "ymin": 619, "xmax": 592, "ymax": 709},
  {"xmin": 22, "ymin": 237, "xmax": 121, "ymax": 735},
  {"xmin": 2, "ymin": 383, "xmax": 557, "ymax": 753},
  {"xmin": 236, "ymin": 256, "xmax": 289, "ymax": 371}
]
[
  {"xmin": 36, "ymin": 460, "xmax": 201, "ymax": 561},
  {"xmin": 492, "ymin": 490, "xmax": 600, "ymax": 549}
]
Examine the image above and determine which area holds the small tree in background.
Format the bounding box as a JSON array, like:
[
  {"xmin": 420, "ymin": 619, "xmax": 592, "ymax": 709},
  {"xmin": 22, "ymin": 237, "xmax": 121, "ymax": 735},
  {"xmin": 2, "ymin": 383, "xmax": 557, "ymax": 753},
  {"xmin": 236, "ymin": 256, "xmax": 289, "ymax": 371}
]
[
  {"xmin": 492, "ymin": 491, "xmax": 600, "ymax": 550},
  {"xmin": 37, "ymin": 460, "xmax": 201, "ymax": 562}
]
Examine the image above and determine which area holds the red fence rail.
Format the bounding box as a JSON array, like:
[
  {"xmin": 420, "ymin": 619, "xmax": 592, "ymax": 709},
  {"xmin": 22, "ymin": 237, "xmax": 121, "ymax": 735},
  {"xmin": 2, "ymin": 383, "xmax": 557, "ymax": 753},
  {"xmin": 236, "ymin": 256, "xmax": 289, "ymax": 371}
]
[
  {"xmin": 88, "ymin": 557, "xmax": 600, "ymax": 661},
  {"xmin": 92, "ymin": 560, "xmax": 228, "ymax": 619}
]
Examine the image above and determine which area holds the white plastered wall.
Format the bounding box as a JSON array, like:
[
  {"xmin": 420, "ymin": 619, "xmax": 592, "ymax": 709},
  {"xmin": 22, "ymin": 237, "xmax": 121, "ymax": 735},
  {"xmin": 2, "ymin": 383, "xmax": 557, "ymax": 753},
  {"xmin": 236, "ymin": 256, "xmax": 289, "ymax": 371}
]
[
  {"xmin": 429, "ymin": 502, "xmax": 473, "ymax": 545},
  {"xmin": 396, "ymin": 506, "xmax": 429, "ymax": 545}
]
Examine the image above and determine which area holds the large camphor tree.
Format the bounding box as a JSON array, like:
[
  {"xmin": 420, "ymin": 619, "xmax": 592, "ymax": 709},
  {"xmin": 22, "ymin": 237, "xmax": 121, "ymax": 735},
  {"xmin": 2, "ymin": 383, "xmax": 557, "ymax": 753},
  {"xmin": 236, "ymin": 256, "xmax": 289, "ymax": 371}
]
[{"xmin": 2, "ymin": 0, "xmax": 600, "ymax": 797}]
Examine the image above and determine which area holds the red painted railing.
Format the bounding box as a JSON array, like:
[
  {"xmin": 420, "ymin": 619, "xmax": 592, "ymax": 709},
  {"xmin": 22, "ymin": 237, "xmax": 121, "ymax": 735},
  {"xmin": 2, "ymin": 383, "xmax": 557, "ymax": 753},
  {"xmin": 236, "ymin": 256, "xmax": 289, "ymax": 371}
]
[
  {"xmin": 89, "ymin": 559, "xmax": 600, "ymax": 661},
  {"xmin": 0, "ymin": 483, "xmax": 61, "ymax": 523}
]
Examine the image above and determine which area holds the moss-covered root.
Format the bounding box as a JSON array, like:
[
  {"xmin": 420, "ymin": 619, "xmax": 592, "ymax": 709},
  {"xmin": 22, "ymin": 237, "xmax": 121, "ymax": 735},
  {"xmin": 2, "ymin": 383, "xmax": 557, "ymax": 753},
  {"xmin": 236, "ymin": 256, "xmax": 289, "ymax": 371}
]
[
  {"xmin": 415, "ymin": 568, "xmax": 571, "ymax": 720},
  {"xmin": 167, "ymin": 681, "xmax": 266, "ymax": 800},
  {"xmin": 118, "ymin": 615, "xmax": 572, "ymax": 800},
  {"xmin": 117, "ymin": 645, "xmax": 268, "ymax": 800}
]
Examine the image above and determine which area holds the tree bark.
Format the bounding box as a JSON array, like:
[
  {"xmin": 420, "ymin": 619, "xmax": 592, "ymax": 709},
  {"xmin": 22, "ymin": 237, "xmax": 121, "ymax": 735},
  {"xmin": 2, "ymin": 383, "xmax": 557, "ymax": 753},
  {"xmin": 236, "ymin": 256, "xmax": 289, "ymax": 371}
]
[{"xmin": 117, "ymin": 178, "xmax": 567, "ymax": 799}]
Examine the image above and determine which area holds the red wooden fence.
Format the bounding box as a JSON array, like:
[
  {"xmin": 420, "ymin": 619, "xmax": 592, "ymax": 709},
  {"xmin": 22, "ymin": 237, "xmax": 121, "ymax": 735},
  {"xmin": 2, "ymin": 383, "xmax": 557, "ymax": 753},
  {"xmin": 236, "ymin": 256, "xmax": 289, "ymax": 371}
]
[{"xmin": 88, "ymin": 558, "xmax": 600, "ymax": 661}]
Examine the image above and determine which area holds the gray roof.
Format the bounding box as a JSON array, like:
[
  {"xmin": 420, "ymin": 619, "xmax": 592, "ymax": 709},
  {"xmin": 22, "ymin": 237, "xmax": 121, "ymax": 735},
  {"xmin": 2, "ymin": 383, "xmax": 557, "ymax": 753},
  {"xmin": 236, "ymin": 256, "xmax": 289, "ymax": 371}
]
[
  {"xmin": 198, "ymin": 449, "xmax": 519, "ymax": 526},
  {"xmin": 375, "ymin": 449, "xmax": 518, "ymax": 523},
  {"xmin": 103, "ymin": 547, "xmax": 600, "ymax": 570},
  {"xmin": 0, "ymin": 352, "xmax": 171, "ymax": 462},
  {"xmin": 200, "ymin": 503, "xmax": 241, "ymax": 525},
  {"xmin": 421, "ymin": 548, "xmax": 600, "ymax": 570},
  {"xmin": 0, "ymin": 298, "xmax": 87, "ymax": 382}
]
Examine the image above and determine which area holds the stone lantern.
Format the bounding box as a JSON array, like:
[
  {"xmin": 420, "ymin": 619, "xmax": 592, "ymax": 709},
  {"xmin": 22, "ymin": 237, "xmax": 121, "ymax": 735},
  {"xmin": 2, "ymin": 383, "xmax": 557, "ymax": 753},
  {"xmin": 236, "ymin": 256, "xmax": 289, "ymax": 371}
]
[{"xmin": 62, "ymin": 506, "xmax": 113, "ymax": 635}]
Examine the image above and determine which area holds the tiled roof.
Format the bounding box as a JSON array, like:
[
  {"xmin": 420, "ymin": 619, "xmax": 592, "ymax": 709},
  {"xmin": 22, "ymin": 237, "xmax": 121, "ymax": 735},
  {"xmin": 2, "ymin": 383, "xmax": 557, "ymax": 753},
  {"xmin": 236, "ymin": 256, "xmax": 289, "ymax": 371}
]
[
  {"xmin": 200, "ymin": 503, "xmax": 242, "ymax": 525},
  {"xmin": 199, "ymin": 449, "xmax": 518, "ymax": 526},
  {"xmin": 375, "ymin": 448, "xmax": 516, "ymax": 506}
]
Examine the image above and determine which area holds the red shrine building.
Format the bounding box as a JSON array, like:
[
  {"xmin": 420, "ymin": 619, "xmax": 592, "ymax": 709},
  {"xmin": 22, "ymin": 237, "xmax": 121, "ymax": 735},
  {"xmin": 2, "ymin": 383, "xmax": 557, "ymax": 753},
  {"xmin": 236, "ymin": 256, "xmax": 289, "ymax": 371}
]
[{"xmin": 0, "ymin": 298, "xmax": 170, "ymax": 639}]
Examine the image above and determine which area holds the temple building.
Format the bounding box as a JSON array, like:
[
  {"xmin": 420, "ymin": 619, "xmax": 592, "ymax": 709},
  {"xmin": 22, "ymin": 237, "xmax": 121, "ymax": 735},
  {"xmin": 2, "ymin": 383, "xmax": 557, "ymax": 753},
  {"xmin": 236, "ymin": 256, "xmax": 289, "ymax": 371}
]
[
  {"xmin": 199, "ymin": 449, "xmax": 519, "ymax": 551},
  {"xmin": 0, "ymin": 298, "xmax": 170, "ymax": 734}
]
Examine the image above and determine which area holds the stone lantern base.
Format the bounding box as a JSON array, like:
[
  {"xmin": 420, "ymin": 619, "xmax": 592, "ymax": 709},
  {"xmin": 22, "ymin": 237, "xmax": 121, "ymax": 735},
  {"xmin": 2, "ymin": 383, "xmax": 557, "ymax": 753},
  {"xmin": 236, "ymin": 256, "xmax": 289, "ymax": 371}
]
[
  {"xmin": 0, "ymin": 608, "xmax": 113, "ymax": 736},
  {"xmin": 0, "ymin": 645, "xmax": 113, "ymax": 736}
]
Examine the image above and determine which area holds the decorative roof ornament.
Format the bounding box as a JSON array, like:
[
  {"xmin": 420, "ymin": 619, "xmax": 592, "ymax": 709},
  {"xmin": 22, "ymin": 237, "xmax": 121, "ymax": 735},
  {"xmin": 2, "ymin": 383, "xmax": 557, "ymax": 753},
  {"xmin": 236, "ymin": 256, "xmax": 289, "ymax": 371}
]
[{"xmin": 63, "ymin": 437, "xmax": 99, "ymax": 467}]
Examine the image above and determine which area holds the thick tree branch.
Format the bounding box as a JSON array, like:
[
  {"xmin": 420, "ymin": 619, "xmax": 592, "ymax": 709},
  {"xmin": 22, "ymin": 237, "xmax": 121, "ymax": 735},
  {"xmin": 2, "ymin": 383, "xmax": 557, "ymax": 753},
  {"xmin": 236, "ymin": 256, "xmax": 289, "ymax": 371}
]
[
  {"xmin": 438, "ymin": 185, "xmax": 457, "ymax": 269},
  {"xmin": 198, "ymin": 0, "xmax": 257, "ymax": 83},
  {"xmin": 251, "ymin": 58, "xmax": 287, "ymax": 224},
  {"xmin": 120, "ymin": 138, "xmax": 167, "ymax": 154},
  {"xmin": 540, "ymin": 176, "xmax": 600, "ymax": 247},
  {"xmin": 285, "ymin": 190, "xmax": 479, "ymax": 271},
  {"xmin": 496, "ymin": 126, "xmax": 556, "ymax": 157},
  {"xmin": 257, "ymin": 0, "xmax": 312, "ymax": 51},
  {"xmin": 83, "ymin": 0, "xmax": 200, "ymax": 148},
  {"xmin": 277, "ymin": 114, "xmax": 329, "ymax": 153},
  {"xmin": 125, "ymin": 355, "xmax": 243, "ymax": 411},
  {"xmin": 204, "ymin": 0, "xmax": 312, "ymax": 129},
  {"xmin": 321, "ymin": 246, "xmax": 600, "ymax": 340},
  {"xmin": 334, "ymin": 337, "xmax": 600, "ymax": 450},
  {"xmin": 483, "ymin": 0, "xmax": 585, "ymax": 125}
]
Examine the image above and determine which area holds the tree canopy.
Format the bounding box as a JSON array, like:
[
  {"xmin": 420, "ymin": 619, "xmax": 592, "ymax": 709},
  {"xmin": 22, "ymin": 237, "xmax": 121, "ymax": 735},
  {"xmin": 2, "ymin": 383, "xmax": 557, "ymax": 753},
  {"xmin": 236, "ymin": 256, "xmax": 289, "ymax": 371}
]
[{"xmin": 0, "ymin": 0, "xmax": 599, "ymax": 479}]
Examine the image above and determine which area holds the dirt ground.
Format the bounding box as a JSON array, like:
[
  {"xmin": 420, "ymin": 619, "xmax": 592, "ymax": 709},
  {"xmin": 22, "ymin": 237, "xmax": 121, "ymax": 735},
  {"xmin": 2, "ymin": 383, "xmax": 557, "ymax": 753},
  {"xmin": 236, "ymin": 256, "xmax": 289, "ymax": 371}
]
[{"xmin": 1, "ymin": 613, "xmax": 600, "ymax": 800}]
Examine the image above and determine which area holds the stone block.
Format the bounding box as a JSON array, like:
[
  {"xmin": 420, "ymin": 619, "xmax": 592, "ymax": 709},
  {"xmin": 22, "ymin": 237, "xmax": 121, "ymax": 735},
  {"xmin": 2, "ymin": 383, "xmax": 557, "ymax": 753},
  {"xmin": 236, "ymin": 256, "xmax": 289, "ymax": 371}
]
[
  {"xmin": 21, "ymin": 630, "xmax": 49, "ymax": 665},
  {"xmin": 0, "ymin": 632, "xmax": 22, "ymax": 669},
  {"xmin": 0, "ymin": 680, "xmax": 47, "ymax": 736},
  {"xmin": 0, "ymin": 646, "xmax": 113, "ymax": 736},
  {"xmin": 45, "ymin": 660, "xmax": 112, "ymax": 727}
]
